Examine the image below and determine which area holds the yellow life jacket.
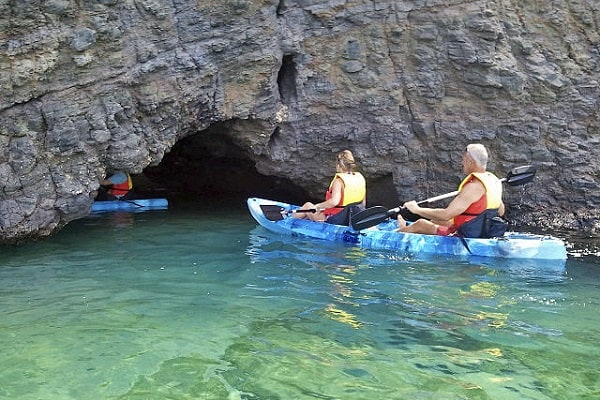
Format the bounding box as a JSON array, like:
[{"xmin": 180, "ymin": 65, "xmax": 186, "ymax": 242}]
[
  {"xmin": 461, "ymin": 172, "xmax": 503, "ymax": 208},
  {"xmin": 453, "ymin": 172, "xmax": 502, "ymax": 226},
  {"xmin": 325, "ymin": 172, "xmax": 366, "ymax": 214}
]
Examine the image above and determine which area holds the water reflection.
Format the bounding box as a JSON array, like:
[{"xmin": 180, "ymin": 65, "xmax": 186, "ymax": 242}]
[
  {"xmin": 246, "ymin": 228, "xmax": 369, "ymax": 330},
  {"xmin": 323, "ymin": 264, "xmax": 362, "ymax": 328},
  {"xmin": 245, "ymin": 226, "xmax": 574, "ymax": 348},
  {"xmin": 97, "ymin": 211, "xmax": 135, "ymax": 228},
  {"xmin": 247, "ymin": 226, "xmax": 568, "ymax": 283}
]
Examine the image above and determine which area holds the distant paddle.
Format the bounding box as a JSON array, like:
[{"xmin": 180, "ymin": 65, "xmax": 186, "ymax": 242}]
[
  {"xmin": 260, "ymin": 204, "xmax": 318, "ymax": 221},
  {"xmin": 350, "ymin": 165, "xmax": 537, "ymax": 231},
  {"xmin": 119, "ymin": 198, "xmax": 144, "ymax": 208}
]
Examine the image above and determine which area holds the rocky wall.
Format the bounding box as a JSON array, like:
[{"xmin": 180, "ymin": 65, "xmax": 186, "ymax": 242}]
[{"xmin": 1, "ymin": 0, "xmax": 599, "ymax": 242}]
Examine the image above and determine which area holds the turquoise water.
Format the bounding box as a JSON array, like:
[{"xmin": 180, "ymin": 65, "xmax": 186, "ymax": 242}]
[{"xmin": 1, "ymin": 205, "xmax": 598, "ymax": 399}]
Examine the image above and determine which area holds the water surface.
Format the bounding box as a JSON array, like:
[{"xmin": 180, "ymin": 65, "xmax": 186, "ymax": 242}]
[{"xmin": 0, "ymin": 206, "xmax": 598, "ymax": 399}]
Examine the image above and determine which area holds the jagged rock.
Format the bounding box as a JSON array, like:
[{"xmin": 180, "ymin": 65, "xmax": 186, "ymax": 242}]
[{"xmin": 1, "ymin": 0, "xmax": 599, "ymax": 243}]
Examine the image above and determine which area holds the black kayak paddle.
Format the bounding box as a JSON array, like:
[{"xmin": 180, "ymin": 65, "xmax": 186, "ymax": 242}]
[{"xmin": 350, "ymin": 165, "xmax": 537, "ymax": 231}]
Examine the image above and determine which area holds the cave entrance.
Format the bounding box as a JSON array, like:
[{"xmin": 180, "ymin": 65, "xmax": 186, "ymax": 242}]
[{"xmin": 137, "ymin": 122, "xmax": 309, "ymax": 208}]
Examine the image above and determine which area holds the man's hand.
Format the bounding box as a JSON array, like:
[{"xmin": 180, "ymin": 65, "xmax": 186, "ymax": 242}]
[{"xmin": 403, "ymin": 200, "xmax": 420, "ymax": 214}]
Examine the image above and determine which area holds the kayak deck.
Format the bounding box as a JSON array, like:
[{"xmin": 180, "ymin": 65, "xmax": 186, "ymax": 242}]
[{"xmin": 247, "ymin": 197, "xmax": 567, "ymax": 261}]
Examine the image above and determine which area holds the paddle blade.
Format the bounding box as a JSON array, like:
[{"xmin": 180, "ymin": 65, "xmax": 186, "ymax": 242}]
[
  {"xmin": 260, "ymin": 205, "xmax": 317, "ymax": 221},
  {"xmin": 350, "ymin": 206, "xmax": 390, "ymax": 230},
  {"xmin": 260, "ymin": 204, "xmax": 286, "ymax": 221},
  {"xmin": 505, "ymin": 165, "xmax": 536, "ymax": 186}
]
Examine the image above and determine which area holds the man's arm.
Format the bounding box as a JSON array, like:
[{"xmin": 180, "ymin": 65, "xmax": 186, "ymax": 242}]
[
  {"xmin": 100, "ymin": 172, "xmax": 128, "ymax": 187},
  {"xmin": 100, "ymin": 178, "xmax": 113, "ymax": 187},
  {"xmin": 404, "ymin": 181, "xmax": 486, "ymax": 222}
]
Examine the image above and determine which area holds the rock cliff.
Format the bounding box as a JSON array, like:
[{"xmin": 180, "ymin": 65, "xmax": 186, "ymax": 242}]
[{"xmin": 1, "ymin": 0, "xmax": 599, "ymax": 242}]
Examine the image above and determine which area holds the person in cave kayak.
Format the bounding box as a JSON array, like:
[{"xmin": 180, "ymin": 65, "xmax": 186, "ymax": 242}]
[
  {"xmin": 96, "ymin": 171, "xmax": 135, "ymax": 201},
  {"xmin": 397, "ymin": 143, "xmax": 506, "ymax": 238},
  {"xmin": 293, "ymin": 150, "xmax": 366, "ymax": 225}
]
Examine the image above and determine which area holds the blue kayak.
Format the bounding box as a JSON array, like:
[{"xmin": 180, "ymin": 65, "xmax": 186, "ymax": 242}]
[
  {"xmin": 247, "ymin": 197, "xmax": 568, "ymax": 261},
  {"xmin": 91, "ymin": 198, "xmax": 168, "ymax": 212}
]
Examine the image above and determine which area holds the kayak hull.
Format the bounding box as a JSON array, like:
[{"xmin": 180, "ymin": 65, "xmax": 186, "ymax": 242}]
[
  {"xmin": 91, "ymin": 198, "xmax": 168, "ymax": 212},
  {"xmin": 247, "ymin": 197, "xmax": 568, "ymax": 261}
]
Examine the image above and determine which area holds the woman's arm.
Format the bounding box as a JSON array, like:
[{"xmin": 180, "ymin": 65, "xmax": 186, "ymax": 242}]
[{"xmin": 314, "ymin": 178, "xmax": 344, "ymax": 210}]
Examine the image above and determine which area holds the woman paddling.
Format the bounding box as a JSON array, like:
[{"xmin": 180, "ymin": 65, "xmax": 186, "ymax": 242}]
[{"xmin": 294, "ymin": 150, "xmax": 366, "ymax": 225}]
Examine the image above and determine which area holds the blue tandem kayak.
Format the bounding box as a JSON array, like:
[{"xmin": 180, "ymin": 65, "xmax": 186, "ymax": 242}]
[
  {"xmin": 247, "ymin": 197, "xmax": 567, "ymax": 261},
  {"xmin": 91, "ymin": 198, "xmax": 168, "ymax": 212}
]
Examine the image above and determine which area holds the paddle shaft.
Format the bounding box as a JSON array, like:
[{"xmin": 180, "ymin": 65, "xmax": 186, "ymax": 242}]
[
  {"xmin": 293, "ymin": 208, "xmax": 318, "ymax": 214},
  {"xmin": 120, "ymin": 198, "xmax": 144, "ymax": 207},
  {"xmin": 388, "ymin": 177, "xmax": 510, "ymax": 213}
]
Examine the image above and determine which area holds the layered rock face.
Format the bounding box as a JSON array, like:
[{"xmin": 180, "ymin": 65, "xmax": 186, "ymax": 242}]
[{"xmin": 1, "ymin": 0, "xmax": 599, "ymax": 242}]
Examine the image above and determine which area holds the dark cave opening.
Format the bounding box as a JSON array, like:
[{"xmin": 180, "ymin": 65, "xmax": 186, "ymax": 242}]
[
  {"xmin": 137, "ymin": 125, "xmax": 310, "ymax": 209},
  {"xmin": 277, "ymin": 54, "xmax": 297, "ymax": 104},
  {"xmin": 276, "ymin": 0, "xmax": 286, "ymax": 16}
]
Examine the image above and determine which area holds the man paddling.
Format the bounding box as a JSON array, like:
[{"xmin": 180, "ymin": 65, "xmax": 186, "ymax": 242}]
[{"xmin": 397, "ymin": 143, "xmax": 506, "ymax": 238}]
